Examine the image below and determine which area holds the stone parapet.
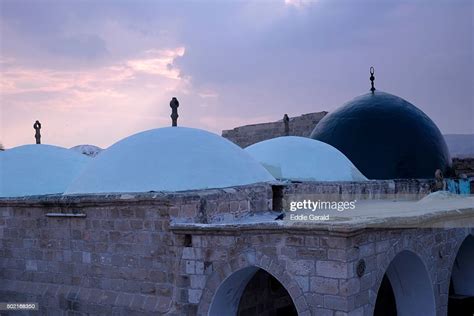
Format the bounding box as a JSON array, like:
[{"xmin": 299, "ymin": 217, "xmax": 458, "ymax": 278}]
[
  {"xmin": 222, "ymin": 112, "xmax": 327, "ymax": 148},
  {"xmin": 0, "ymin": 180, "xmax": 472, "ymax": 315}
]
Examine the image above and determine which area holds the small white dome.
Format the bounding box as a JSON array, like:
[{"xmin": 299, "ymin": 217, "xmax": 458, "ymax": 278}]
[
  {"xmin": 245, "ymin": 136, "xmax": 368, "ymax": 181},
  {"xmin": 70, "ymin": 144, "xmax": 103, "ymax": 157},
  {"xmin": 65, "ymin": 127, "xmax": 275, "ymax": 194},
  {"xmin": 0, "ymin": 144, "xmax": 90, "ymax": 197}
]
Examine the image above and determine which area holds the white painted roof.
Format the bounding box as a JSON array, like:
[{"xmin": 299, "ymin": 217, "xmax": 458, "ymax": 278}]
[
  {"xmin": 65, "ymin": 127, "xmax": 275, "ymax": 194},
  {"xmin": 0, "ymin": 144, "xmax": 90, "ymax": 197},
  {"xmin": 245, "ymin": 136, "xmax": 368, "ymax": 181},
  {"xmin": 70, "ymin": 144, "xmax": 103, "ymax": 157}
]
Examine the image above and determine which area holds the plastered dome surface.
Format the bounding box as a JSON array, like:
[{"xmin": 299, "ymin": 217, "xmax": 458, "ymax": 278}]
[
  {"xmin": 245, "ymin": 136, "xmax": 368, "ymax": 181},
  {"xmin": 311, "ymin": 91, "xmax": 451, "ymax": 179},
  {"xmin": 65, "ymin": 127, "xmax": 275, "ymax": 194},
  {"xmin": 0, "ymin": 144, "xmax": 90, "ymax": 197},
  {"xmin": 70, "ymin": 144, "xmax": 103, "ymax": 157}
]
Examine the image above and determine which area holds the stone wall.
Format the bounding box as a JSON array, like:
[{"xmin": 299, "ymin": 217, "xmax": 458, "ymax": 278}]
[
  {"xmin": 185, "ymin": 226, "xmax": 473, "ymax": 316},
  {"xmin": 0, "ymin": 184, "xmax": 272, "ymax": 315},
  {"xmin": 275, "ymin": 179, "xmax": 434, "ymax": 210},
  {"xmin": 221, "ymin": 113, "xmax": 473, "ymax": 181},
  {"xmin": 222, "ymin": 112, "xmax": 327, "ymax": 148},
  {"xmin": 237, "ymin": 269, "xmax": 297, "ymax": 315},
  {"xmin": 0, "ymin": 180, "xmax": 472, "ymax": 315},
  {"xmin": 452, "ymin": 158, "xmax": 474, "ymax": 177}
]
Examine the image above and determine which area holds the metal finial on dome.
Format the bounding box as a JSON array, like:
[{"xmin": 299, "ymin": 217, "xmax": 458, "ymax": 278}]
[
  {"xmin": 170, "ymin": 97, "xmax": 179, "ymax": 127},
  {"xmin": 283, "ymin": 114, "xmax": 290, "ymax": 136},
  {"xmin": 33, "ymin": 120, "xmax": 42, "ymax": 144},
  {"xmin": 369, "ymin": 67, "xmax": 376, "ymax": 93}
]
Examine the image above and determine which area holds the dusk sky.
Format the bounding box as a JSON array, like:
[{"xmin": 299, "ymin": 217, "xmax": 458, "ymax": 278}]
[{"xmin": 1, "ymin": 0, "xmax": 472, "ymax": 149}]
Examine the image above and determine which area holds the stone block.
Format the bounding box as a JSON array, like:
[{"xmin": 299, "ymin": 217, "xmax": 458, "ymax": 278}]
[
  {"xmin": 195, "ymin": 261, "xmax": 205, "ymax": 275},
  {"xmin": 311, "ymin": 277, "xmax": 339, "ymax": 295},
  {"xmin": 185, "ymin": 260, "xmax": 195, "ymax": 274},
  {"xmin": 190, "ymin": 275, "xmax": 206, "ymax": 289},
  {"xmin": 354, "ymin": 290, "xmax": 369, "ymax": 308},
  {"xmin": 313, "ymin": 308, "xmax": 334, "ymax": 316},
  {"xmin": 316, "ymin": 261, "xmax": 348, "ymax": 278},
  {"xmin": 130, "ymin": 220, "xmax": 144, "ymax": 230},
  {"xmin": 375, "ymin": 240, "xmax": 390, "ymax": 253},
  {"xmin": 26, "ymin": 260, "xmax": 37, "ymax": 271},
  {"xmin": 324, "ymin": 295, "xmax": 349, "ymax": 311},
  {"xmin": 287, "ymin": 259, "xmax": 314, "ymax": 276},
  {"xmin": 294, "ymin": 276, "xmax": 310, "ymax": 292},
  {"xmin": 82, "ymin": 252, "xmax": 91, "ymax": 264},
  {"xmin": 140, "ymin": 282, "xmax": 156, "ymax": 295},
  {"xmin": 328, "ymin": 249, "xmax": 347, "ymax": 261},
  {"xmin": 339, "ymin": 278, "xmax": 360, "ymax": 296},
  {"xmin": 358, "ymin": 243, "xmax": 375, "ymax": 258},
  {"xmin": 99, "ymin": 290, "xmax": 118, "ymax": 305},
  {"xmin": 306, "ymin": 293, "xmax": 324, "ymax": 308},
  {"xmin": 156, "ymin": 295, "xmax": 171, "ymax": 312},
  {"xmin": 142, "ymin": 295, "xmax": 158, "ymax": 312},
  {"xmin": 182, "ymin": 247, "xmax": 196, "ymax": 260},
  {"xmin": 130, "ymin": 294, "xmax": 146, "ymax": 310},
  {"xmin": 321, "ymin": 237, "xmax": 349, "ymax": 249},
  {"xmin": 360, "ymin": 272, "xmax": 374, "ymax": 291},
  {"xmin": 188, "ymin": 289, "xmax": 202, "ymax": 304}
]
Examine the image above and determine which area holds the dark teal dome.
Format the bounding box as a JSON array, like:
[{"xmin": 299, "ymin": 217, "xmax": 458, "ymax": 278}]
[{"xmin": 310, "ymin": 91, "xmax": 451, "ymax": 179}]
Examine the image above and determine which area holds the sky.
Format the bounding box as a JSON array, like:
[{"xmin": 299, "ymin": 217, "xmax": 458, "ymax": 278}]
[{"xmin": 0, "ymin": 0, "xmax": 472, "ymax": 149}]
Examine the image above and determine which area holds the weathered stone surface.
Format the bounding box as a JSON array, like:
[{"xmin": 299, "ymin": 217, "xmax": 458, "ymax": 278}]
[
  {"xmin": 0, "ymin": 184, "xmax": 472, "ymax": 315},
  {"xmin": 311, "ymin": 277, "xmax": 339, "ymax": 295},
  {"xmin": 222, "ymin": 111, "xmax": 328, "ymax": 148},
  {"xmin": 453, "ymin": 157, "xmax": 474, "ymax": 177},
  {"xmin": 316, "ymin": 261, "xmax": 349, "ymax": 278}
]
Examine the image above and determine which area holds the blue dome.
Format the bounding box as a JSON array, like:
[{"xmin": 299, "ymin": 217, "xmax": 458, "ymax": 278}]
[{"xmin": 310, "ymin": 91, "xmax": 451, "ymax": 179}]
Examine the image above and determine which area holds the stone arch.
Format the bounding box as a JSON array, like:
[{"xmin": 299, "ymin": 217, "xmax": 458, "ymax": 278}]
[
  {"xmin": 372, "ymin": 233, "xmax": 439, "ymax": 303},
  {"xmin": 197, "ymin": 251, "xmax": 309, "ymax": 315},
  {"xmin": 448, "ymin": 233, "xmax": 474, "ymax": 315},
  {"xmin": 374, "ymin": 249, "xmax": 436, "ymax": 316}
]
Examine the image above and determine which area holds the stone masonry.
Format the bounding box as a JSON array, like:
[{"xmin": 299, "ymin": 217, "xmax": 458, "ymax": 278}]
[
  {"xmin": 453, "ymin": 158, "xmax": 474, "ymax": 177},
  {"xmin": 0, "ymin": 181, "xmax": 473, "ymax": 315},
  {"xmin": 221, "ymin": 113, "xmax": 474, "ymax": 179},
  {"xmin": 221, "ymin": 112, "xmax": 327, "ymax": 148}
]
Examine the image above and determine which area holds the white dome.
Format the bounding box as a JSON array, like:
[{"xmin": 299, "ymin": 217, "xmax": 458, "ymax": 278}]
[
  {"xmin": 65, "ymin": 127, "xmax": 275, "ymax": 194},
  {"xmin": 0, "ymin": 144, "xmax": 90, "ymax": 197},
  {"xmin": 70, "ymin": 144, "xmax": 103, "ymax": 157},
  {"xmin": 245, "ymin": 136, "xmax": 368, "ymax": 181}
]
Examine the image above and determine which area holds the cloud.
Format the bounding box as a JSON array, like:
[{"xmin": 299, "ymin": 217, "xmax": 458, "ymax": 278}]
[
  {"xmin": 48, "ymin": 34, "xmax": 109, "ymax": 60},
  {"xmin": 0, "ymin": 0, "xmax": 472, "ymax": 150},
  {"xmin": 127, "ymin": 48, "xmax": 185, "ymax": 78},
  {"xmin": 284, "ymin": 0, "xmax": 313, "ymax": 8},
  {"xmin": 0, "ymin": 47, "xmax": 189, "ymax": 148}
]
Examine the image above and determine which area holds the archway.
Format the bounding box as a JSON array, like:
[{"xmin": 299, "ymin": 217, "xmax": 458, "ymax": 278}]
[
  {"xmin": 448, "ymin": 235, "xmax": 474, "ymax": 315},
  {"xmin": 374, "ymin": 251, "xmax": 436, "ymax": 316},
  {"xmin": 208, "ymin": 266, "xmax": 297, "ymax": 316}
]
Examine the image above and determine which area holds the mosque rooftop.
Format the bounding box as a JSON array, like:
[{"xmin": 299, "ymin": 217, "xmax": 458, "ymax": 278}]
[
  {"xmin": 1, "ymin": 181, "xmax": 471, "ymax": 234},
  {"xmin": 65, "ymin": 126, "xmax": 275, "ymax": 194},
  {"xmin": 0, "ymin": 144, "xmax": 90, "ymax": 197},
  {"xmin": 171, "ymin": 192, "xmax": 474, "ymax": 233},
  {"xmin": 311, "ymin": 68, "xmax": 451, "ymax": 180},
  {"xmin": 245, "ymin": 136, "xmax": 367, "ymax": 181}
]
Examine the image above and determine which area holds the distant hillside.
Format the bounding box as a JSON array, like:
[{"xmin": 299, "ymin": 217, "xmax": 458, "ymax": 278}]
[
  {"xmin": 70, "ymin": 144, "xmax": 103, "ymax": 157},
  {"xmin": 443, "ymin": 134, "xmax": 474, "ymax": 158}
]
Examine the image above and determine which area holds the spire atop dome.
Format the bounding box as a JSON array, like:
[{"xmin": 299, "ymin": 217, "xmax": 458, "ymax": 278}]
[
  {"xmin": 369, "ymin": 67, "xmax": 376, "ymax": 93},
  {"xmin": 33, "ymin": 120, "xmax": 42, "ymax": 144},
  {"xmin": 170, "ymin": 97, "xmax": 179, "ymax": 127}
]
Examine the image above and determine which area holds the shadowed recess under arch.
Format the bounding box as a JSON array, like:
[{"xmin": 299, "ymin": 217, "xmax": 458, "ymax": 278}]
[
  {"xmin": 448, "ymin": 235, "xmax": 474, "ymax": 315},
  {"xmin": 374, "ymin": 250, "xmax": 436, "ymax": 316},
  {"xmin": 208, "ymin": 266, "xmax": 297, "ymax": 316}
]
